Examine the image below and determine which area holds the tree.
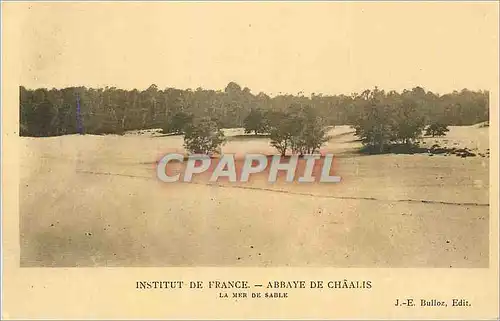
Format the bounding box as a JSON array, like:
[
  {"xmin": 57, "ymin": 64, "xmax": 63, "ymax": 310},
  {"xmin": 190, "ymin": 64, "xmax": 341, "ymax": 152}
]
[
  {"xmin": 290, "ymin": 123, "xmax": 330, "ymax": 155},
  {"xmin": 268, "ymin": 111, "xmax": 294, "ymax": 156},
  {"xmin": 391, "ymin": 99, "xmax": 426, "ymax": 145},
  {"xmin": 351, "ymin": 90, "xmax": 395, "ymax": 153},
  {"xmin": 18, "ymin": 85, "xmax": 489, "ymax": 138},
  {"xmin": 243, "ymin": 108, "xmax": 268, "ymax": 135},
  {"xmin": 425, "ymin": 122, "xmax": 450, "ymax": 137},
  {"xmin": 183, "ymin": 117, "xmax": 226, "ymax": 155},
  {"xmin": 288, "ymin": 105, "xmax": 330, "ymax": 155},
  {"xmin": 268, "ymin": 105, "xmax": 330, "ymax": 156},
  {"xmin": 351, "ymin": 89, "xmax": 425, "ymax": 153}
]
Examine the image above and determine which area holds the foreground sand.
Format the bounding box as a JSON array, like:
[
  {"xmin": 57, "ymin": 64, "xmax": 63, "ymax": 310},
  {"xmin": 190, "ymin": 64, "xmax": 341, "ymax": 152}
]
[{"xmin": 19, "ymin": 125, "xmax": 490, "ymax": 267}]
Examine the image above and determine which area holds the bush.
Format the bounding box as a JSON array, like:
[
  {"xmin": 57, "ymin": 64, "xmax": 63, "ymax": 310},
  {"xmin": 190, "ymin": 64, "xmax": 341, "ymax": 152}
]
[
  {"xmin": 268, "ymin": 111, "xmax": 293, "ymax": 156},
  {"xmin": 289, "ymin": 105, "xmax": 330, "ymax": 155},
  {"xmin": 352, "ymin": 93, "xmax": 425, "ymax": 153},
  {"xmin": 183, "ymin": 117, "xmax": 226, "ymax": 155},
  {"xmin": 425, "ymin": 123, "xmax": 449, "ymax": 137},
  {"xmin": 268, "ymin": 105, "xmax": 329, "ymax": 156}
]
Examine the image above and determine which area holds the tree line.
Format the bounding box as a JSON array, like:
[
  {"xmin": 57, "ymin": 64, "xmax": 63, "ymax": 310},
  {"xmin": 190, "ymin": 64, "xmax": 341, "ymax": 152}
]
[{"xmin": 20, "ymin": 83, "xmax": 489, "ymax": 139}]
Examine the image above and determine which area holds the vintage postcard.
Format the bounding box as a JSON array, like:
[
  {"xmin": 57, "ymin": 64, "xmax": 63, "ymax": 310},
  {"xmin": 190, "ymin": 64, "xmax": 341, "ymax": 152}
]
[{"xmin": 1, "ymin": 1, "xmax": 499, "ymax": 319}]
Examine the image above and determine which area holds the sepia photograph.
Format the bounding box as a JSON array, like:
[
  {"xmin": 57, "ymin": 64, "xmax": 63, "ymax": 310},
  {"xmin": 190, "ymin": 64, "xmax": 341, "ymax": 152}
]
[
  {"xmin": 16, "ymin": 2, "xmax": 492, "ymax": 269},
  {"xmin": 2, "ymin": 1, "xmax": 499, "ymax": 319}
]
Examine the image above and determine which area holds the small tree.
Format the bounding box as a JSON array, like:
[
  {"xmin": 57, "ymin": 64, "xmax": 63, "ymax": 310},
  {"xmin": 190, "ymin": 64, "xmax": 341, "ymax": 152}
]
[
  {"xmin": 289, "ymin": 105, "xmax": 330, "ymax": 155},
  {"xmin": 352, "ymin": 94, "xmax": 425, "ymax": 153},
  {"xmin": 243, "ymin": 108, "xmax": 269, "ymax": 135},
  {"xmin": 352, "ymin": 102, "xmax": 395, "ymax": 153},
  {"xmin": 391, "ymin": 100, "xmax": 426, "ymax": 145},
  {"xmin": 425, "ymin": 122, "xmax": 449, "ymax": 137},
  {"xmin": 268, "ymin": 106, "xmax": 330, "ymax": 156},
  {"xmin": 268, "ymin": 111, "xmax": 293, "ymax": 156},
  {"xmin": 291, "ymin": 124, "xmax": 330, "ymax": 155},
  {"xmin": 183, "ymin": 117, "xmax": 226, "ymax": 155}
]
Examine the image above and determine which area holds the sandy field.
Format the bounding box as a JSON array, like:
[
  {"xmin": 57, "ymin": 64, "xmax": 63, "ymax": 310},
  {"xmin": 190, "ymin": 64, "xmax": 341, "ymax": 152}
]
[{"xmin": 19, "ymin": 125, "xmax": 490, "ymax": 267}]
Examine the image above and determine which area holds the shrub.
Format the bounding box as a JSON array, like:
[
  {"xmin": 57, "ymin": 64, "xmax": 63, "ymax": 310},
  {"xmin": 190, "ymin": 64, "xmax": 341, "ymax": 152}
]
[
  {"xmin": 425, "ymin": 123, "xmax": 450, "ymax": 137},
  {"xmin": 268, "ymin": 111, "xmax": 293, "ymax": 156},
  {"xmin": 183, "ymin": 117, "xmax": 226, "ymax": 155},
  {"xmin": 268, "ymin": 105, "xmax": 330, "ymax": 156},
  {"xmin": 352, "ymin": 95, "xmax": 426, "ymax": 153}
]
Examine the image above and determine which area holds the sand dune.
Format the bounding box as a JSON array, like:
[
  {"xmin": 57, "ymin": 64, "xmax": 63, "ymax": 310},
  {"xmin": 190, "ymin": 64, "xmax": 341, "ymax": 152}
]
[{"xmin": 19, "ymin": 125, "xmax": 489, "ymax": 267}]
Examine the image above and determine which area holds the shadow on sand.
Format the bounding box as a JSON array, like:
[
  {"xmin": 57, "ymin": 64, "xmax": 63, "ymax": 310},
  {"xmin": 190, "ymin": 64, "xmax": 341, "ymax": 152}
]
[
  {"xmin": 355, "ymin": 143, "xmax": 480, "ymax": 158},
  {"xmin": 226, "ymin": 134, "xmax": 270, "ymax": 141}
]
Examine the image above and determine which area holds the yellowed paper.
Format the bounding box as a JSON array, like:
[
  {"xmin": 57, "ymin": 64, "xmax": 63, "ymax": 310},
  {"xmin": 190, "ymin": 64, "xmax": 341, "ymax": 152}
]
[{"xmin": 2, "ymin": 1, "xmax": 499, "ymax": 319}]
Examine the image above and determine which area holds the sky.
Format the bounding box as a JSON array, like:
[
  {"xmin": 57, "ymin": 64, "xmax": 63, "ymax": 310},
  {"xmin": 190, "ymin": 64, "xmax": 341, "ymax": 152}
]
[{"xmin": 5, "ymin": 1, "xmax": 499, "ymax": 96}]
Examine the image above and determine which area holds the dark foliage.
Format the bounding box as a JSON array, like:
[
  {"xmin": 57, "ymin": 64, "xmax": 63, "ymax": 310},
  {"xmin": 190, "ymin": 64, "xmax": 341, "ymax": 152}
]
[
  {"xmin": 350, "ymin": 87, "xmax": 486, "ymax": 154},
  {"xmin": 183, "ymin": 117, "xmax": 226, "ymax": 155},
  {"xmin": 19, "ymin": 84, "xmax": 488, "ymax": 138},
  {"xmin": 425, "ymin": 123, "xmax": 450, "ymax": 137}
]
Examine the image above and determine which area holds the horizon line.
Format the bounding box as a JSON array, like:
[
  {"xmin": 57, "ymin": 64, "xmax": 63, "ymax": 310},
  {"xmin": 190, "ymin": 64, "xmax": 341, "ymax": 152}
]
[{"xmin": 19, "ymin": 83, "xmax": 491, "ymax": 98}]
